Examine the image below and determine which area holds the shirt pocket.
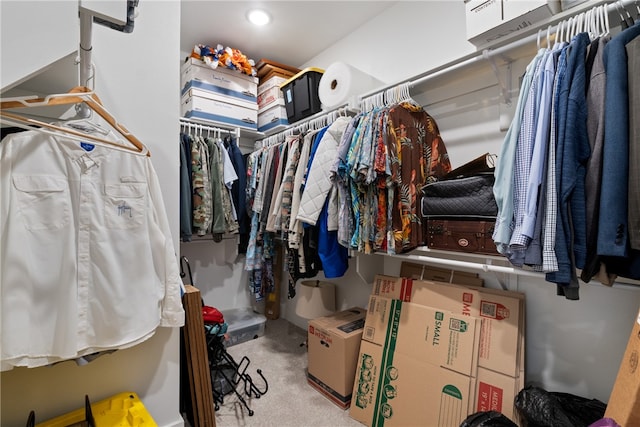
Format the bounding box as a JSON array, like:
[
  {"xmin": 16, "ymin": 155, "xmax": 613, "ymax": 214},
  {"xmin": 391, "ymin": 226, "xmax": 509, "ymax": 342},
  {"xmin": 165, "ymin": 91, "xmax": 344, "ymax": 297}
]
[
  {"xmin": 103, "ymin": 183, "xmax": 146, "ymax": 229},
  {"xmin": 12, "ymin": 175, "xmax": 71, "ymax": 230}
]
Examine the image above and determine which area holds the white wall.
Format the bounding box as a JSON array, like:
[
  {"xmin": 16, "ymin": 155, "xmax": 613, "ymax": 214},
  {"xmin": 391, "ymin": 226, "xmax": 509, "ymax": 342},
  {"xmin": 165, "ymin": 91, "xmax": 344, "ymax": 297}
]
[
  {"xmin": 0, "ymin": 1, "xmax": 77, "ymax": 91},
  {"xmin": 299, "ymin": 1, "xmax": 477, "ymax": 87},
  {"xmin": 0, "ymin": 2, "xmax": 184, "ymax": 426},
  {"xmin": 180, "ymin": 239, "xmax": 254, "ymax": 312}
]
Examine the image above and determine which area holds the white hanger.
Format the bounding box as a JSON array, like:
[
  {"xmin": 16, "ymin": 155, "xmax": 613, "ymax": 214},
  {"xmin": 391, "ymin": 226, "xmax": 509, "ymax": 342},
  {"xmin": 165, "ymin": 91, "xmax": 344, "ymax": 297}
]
[
  {"xmin": 537, "ymin": 28, "xmax": 543, "ymax": 49},
  {"xmin": 603, "ymin": 4, "xmax": 610, "ymax": 36},
  {"xmin": 1, "ymin": 87, "xmax": 149, "ymax": 156}
]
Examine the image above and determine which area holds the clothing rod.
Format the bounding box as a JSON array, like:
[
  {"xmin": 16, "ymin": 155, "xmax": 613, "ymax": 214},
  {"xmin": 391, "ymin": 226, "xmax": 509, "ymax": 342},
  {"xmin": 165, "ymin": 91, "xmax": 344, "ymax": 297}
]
[
  {"xmin": 260, "ymin": 103, "xmax": 351, "ymax": 141},
  {"xmin": 359, "ymin": 0, "xmax": 633, "ymax": 100},
  {"xmin": 390, "ymin": 252, "xmax": 640, "ymax": 290},
  {"xmin": 387, "ymin": 252, "xmax": 545, "ymax": 278},
  {"xmin": 179, "ymin": 117, "xmax": 239, "ymax": 136}
]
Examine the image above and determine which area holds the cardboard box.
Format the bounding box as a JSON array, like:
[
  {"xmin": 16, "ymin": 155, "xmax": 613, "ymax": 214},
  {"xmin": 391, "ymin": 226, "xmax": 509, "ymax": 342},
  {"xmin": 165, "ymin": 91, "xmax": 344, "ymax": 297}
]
[
  {"xmin": 258, "ymin": 75, "xmax": 288, "ymax": 94},
  {"xmin": 257, "ymin": 85, "xmax": 284, "ymax": 110},
  {"xmin": 474, "ymin": 285, "xmax": 526, "ymax": 378},
  {"xmin": 371, "ymin": 275, "xmax": 523, "ymax": 377},
  {"xmin": 604, "ymin": 308, "xmax": 640, "ymax": 426},
  {"xmin": 474, "ymin": 367, "xmax": 520, "ymax": 423},
  {"xmin": 307, "ymin": 307, "xmax": 367, "ymax": 409},
  {"xmin": 364, "ymin": 295, "xmax": 481, "ymax": 377},
  {"xmin": 399, "ymin": 261, "xmax": 484, "ymax": 287},
  {"xmin": 465, "ymin": 0, "xmax": 560, "ymax": 47},
  {"xmin": 181, "ymin": 57, "xmax": 258, "ymax": 103},
  {"xmin": 258, "ymin": 100, "xmax": 288, "ymax": 133},
  {"xmin": 181, "ymin": 88, "xmax": 258, "ymax": 131},
  {"xmin": 350, "ymin": 335, "xmax": 476, "ymax": 427}
]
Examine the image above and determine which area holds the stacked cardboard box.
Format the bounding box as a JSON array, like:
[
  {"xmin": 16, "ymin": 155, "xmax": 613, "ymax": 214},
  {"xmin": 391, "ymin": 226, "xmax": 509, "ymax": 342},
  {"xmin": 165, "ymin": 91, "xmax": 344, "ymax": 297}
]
[
  {"xmin": 604, "ymin": 306, "xmax": 640, "ymax": 426},
  {"xmin": 400, "ymin": 261, "xmax": 484, "ymax": 287},
  {"xmin": 180, "ymin": 58, "xmax": 259, "ymax": 131},
  {"xmin": 350, "ymin": 274, "xmax": 525, "ymax": 426},
  {"xmin": 306, "ymin": 307, "xmax": 367, "ymax": 409},
  {"xmin": 256, "ymin": 59, "xmax": 300, "ymax": 133}
]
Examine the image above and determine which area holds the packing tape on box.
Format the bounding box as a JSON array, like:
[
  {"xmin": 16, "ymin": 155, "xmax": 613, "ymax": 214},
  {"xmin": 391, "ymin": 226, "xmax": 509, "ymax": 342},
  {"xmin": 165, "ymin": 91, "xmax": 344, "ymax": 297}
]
[{"xmin": 318, "ymin": 62, "xmax": 382, "ymax": 110}]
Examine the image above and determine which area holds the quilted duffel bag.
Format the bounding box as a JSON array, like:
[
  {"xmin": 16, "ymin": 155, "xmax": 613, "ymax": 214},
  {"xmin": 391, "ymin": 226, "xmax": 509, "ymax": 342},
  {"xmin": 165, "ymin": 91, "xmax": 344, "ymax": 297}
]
[{"xmin": 421, "ymin": 172, "xmax": 497, "ymax": 218}]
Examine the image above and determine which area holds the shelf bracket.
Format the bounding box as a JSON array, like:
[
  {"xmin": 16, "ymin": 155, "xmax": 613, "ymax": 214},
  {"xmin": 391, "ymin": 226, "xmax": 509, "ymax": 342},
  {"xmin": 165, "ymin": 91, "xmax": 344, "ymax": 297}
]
[
  {"xmin": 354, "ymin": 252, "xmax": 382, "ymax": 285},
  {"xmin": 482, "ymin": 49, "xmax": 512, "ymax": 106}
]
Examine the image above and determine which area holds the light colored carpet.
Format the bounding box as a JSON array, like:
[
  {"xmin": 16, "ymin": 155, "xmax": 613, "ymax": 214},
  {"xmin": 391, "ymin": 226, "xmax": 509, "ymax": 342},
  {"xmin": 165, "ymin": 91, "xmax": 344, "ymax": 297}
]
[{"xmin": 213, "ymin": 318, "xmax": 363, "ymax": 427}]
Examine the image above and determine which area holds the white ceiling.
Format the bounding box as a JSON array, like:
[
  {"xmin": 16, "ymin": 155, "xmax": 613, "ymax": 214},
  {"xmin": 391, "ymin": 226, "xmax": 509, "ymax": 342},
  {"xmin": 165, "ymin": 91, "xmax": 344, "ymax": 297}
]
[
  {"xmin": 5, "ymin": 1, "xmax": 397, "ymax": 95},
  {"xmin": 180, "ymin": 1, "xmax": 398, "ymax": 68}
]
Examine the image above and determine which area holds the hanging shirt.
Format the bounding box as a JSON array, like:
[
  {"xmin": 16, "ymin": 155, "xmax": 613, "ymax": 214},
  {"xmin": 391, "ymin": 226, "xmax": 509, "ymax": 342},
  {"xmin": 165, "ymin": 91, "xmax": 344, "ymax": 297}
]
[
  {"xmin": 192, "ymin": 136, "xmax": 212, "ymax": 236},
  {"xmin": 0, "ymin": 131, "xmax": 185, "ymax": 371},
  {"xmin": 206, "ymin": 137, "xmax": 225, "ymax": 236},
  {"xmin": 582, "ymin": 36, "xmax": 611, "ymax": 283},
  {"xmin": 547, "ymin": 32, "xmax": 590, "ymax": 300},
  {"xmin": 541, "ymin": 44, "xmax": 567, "ymax": 274},
  {"xmin": 179, "ymin": 133, "xmax": 193, "ymax": 242},
  {"xmin": 627, "ymin": 35, "xmax": 640, "ymax": 250},
  {"xmin": 288, "ymin": 131, "xmax": 316, "ymax": 249},
  {"xmin": 225, "ymin": 137, "xmax": 248, "ymax": 235},
  {"xmin": 508, "ymin": 51, "xmax": 546, "ymax": 266},
  {"xmin": 524, "ymin": 47, "xmax": 558, "ymax": 269},
  {"xmin": 493, "ymin": 49, "xmax": 546, "ymax": 255}
]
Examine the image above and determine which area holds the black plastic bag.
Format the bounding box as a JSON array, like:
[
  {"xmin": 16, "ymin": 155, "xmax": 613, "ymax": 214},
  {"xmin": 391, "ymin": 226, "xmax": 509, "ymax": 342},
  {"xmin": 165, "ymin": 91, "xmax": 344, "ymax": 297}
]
[
  {"xmin": 515, "ymin": 386, "xmax": 607, "ymax": 427},
  {"xmin": 461, "ymin": 410, "xmax": 518, "ymax": 427}
]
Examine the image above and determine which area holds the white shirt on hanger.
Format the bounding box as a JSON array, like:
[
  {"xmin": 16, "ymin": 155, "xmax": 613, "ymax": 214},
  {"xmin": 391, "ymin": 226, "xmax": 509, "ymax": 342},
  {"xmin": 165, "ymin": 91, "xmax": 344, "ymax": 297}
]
[{"xmin": 0, "ymin": 130, "xmax": 185, "ymax": 371}]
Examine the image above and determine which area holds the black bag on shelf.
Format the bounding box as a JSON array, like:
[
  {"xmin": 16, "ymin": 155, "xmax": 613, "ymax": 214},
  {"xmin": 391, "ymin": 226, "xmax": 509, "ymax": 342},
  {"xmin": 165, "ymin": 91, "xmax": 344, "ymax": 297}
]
[
  {"xmin": 421, "ymin": 173, "xmax": 497, "ymax": 218},
  {"xmin": 421, "ymin": 153, "xmax": 498, "ymax": 219}
]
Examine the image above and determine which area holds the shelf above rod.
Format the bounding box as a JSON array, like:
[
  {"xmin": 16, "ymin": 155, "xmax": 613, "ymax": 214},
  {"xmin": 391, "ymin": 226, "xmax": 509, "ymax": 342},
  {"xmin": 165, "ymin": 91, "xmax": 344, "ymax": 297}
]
[
  {"xmin": 180, "ymin": 117, "xmax": 240, "ymax": 137},
  {"xmin": 386, "ymin": 251, "xmax": 544, "ymax": 279},
  {"xmin": 358, "ymin": 0, "xmax": 634, "ymax": 101}
]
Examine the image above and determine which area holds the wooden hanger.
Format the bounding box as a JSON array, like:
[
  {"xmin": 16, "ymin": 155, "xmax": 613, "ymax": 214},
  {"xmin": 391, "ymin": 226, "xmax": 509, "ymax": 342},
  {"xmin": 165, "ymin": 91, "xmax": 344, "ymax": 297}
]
[{"xmin": 0, "ymin": 86, "xmax": 150, "ymax": 156}]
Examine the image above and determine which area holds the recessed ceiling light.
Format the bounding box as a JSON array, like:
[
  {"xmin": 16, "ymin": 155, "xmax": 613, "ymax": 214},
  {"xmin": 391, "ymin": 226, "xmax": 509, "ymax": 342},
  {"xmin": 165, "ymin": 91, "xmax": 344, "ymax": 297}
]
[{"xmin": 247, "ymin": 9, "xmax": 271, "ymax": 26}]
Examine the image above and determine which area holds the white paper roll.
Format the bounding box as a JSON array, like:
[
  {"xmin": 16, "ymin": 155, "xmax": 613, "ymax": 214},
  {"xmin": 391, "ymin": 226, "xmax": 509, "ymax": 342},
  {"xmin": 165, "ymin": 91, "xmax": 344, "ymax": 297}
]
[{"xmin": 318, "ymin": 62, "xmax": 382, "ymax": 110}]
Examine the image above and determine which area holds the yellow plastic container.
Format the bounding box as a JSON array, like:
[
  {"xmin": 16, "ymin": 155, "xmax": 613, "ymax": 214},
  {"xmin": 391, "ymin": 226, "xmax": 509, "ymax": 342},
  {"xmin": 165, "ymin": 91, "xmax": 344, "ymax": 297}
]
[{"xmin": 36, "ymin": 392, "xmax": 157, "ymax": 427}]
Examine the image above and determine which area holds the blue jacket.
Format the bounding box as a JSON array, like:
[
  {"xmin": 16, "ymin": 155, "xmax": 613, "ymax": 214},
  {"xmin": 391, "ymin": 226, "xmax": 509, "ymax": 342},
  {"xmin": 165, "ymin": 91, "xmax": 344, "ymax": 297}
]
[
  {"xmin": 598, "ymin": 22, "xmax": 640, "ymax": 258},
  {"xmin": 546, "ymin": 32, "xmax": 590, "ymax": 299}
]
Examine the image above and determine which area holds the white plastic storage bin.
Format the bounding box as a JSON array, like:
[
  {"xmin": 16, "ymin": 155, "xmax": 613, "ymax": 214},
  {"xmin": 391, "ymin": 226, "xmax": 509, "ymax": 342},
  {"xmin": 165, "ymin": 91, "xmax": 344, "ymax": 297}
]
[
  {"xmin": 258, "ymin": 99, "xmax": 288, "ymax": 133},
  {"xmin": 181, "ymin": 58, "xmax": 258, "ymax": 104},
  {"xmin": 222, "ymin": 307, "xmax": 267, "ymax": 347},
  {"xmin": 181, "ymin": 87, "xmax": 258, "ymax": 131}
]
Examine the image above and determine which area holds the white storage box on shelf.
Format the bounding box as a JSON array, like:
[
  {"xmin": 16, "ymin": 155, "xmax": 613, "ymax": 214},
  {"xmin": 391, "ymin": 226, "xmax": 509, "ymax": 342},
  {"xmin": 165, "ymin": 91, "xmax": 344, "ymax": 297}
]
[
  {"xmin": 181, "ymin": 57, "xmax": 258, "ymax": 105},
  {"xmin": 465, "ymin": 0, "xmax": 561, "ymax": 47},
  {"xmin": 258, "ymin": 75, "xmax": 288, "ymax": 95},
  {"xmin": 258, "ymin": 98, "xmax": 288, "ymax": 133},
  {"xmin": 258, "ymin": 85, "xmax": 284, "ymax": 111},
  {"xmin": 222, "ymin": 307, "xmax": 267, "ymax": 347},
  {"xmin": 181, "ymin": 87, "xmax": 258, "ymax": 131}
]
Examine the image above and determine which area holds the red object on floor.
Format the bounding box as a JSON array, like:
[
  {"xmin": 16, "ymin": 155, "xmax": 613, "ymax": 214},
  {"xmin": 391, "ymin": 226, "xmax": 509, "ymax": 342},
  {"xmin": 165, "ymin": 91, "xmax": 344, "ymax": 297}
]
[{"xmin": 202, "ymin": 305, "xmax": 224, "ymax": 324}]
